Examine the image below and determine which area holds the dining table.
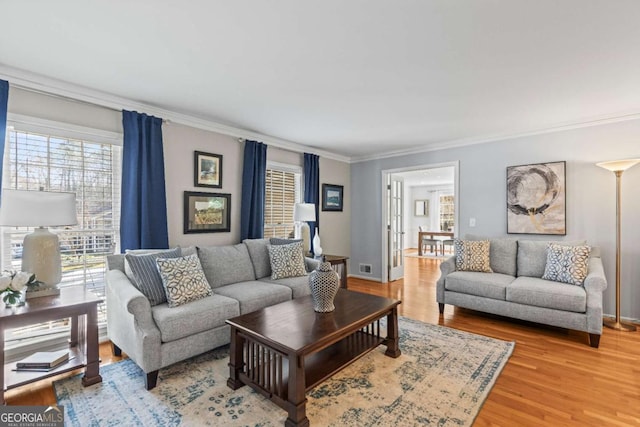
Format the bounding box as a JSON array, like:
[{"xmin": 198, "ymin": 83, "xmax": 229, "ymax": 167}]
[{"xmin": 417, "ymin": 231, "xmax": 455, "ymax": 256}]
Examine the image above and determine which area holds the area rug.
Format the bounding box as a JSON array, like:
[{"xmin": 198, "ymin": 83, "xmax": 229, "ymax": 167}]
[
  {"xmin": 404, "ymin": 250, "xmax": 448, "ymax": 259},
  {"xmin": 54, "ymin": 317, "xmax": 514, "ymax": 426}
]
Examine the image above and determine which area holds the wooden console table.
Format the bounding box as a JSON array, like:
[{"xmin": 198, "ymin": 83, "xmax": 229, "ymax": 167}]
[{"xmin": 0, "ymin": 286, "xmax": 103, "ymax": 403}]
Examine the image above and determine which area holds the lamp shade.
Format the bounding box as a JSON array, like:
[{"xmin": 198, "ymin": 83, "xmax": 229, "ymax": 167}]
[
  {"xmin": 293, "ymin": 203, "xmax": 316, "ymax": 222},
  {"xmin": 0, "ymin": 189, "xmax": 78, "ymax": 227},
  {"xmin": 596, "ymin": 158, "xmax": 640, "ymax": 172}
]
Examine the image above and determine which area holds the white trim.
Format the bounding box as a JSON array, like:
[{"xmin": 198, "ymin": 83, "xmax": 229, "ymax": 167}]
[
  {"xmin": 266, "ymin": 161, "xmax": 302, "ymax": 175},
  {"xmin": 7, "ymin": 113, "xmax": 122, "ymax": 145},
  {"xmin": 348, "ymin": 273, "xmax": 382, "ymax": 282},
  {"xmin": 1, "ymin": 65, "xmax": 351, "ymax": 163},
  {"xmin": 381, "ymin": 161, "xmax": 459, "ymax": 283},
  {"xmin": 351, "ymin": 112, "xmax": 640, "ymax": 163}
]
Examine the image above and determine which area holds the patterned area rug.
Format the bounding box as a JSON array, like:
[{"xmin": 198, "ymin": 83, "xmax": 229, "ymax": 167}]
[{"xmin": 54, "ymin": 317, "xmax": 514, "ymax": 426}]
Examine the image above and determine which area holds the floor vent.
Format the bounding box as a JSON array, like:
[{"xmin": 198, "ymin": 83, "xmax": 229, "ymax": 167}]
[{"xmin": 359, "ymin": 264, "xmax": 372, "ymax": 274}]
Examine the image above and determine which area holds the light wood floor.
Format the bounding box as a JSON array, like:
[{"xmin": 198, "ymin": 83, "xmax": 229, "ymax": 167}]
[{"xmin": 7, "ymin": 254, "xmax": 640, "ymax": 426}]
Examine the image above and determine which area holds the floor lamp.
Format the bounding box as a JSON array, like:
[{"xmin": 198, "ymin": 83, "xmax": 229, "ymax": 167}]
[
  {"xmin": 596, "ymin": 158, "xmax": 640, "ymax": 332},
  {"xmin": 0, "ymin": 189, "xmax": 78, "ymax": 289}
]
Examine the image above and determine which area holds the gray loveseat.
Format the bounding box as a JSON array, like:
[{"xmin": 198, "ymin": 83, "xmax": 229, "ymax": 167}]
[
  {"xmin": 437, "ymin": 237, "xmax": 607, "ymax": 347},
  {"xmin": 106, "ymin": 238, "xmax": 318, "ymax": 389}
]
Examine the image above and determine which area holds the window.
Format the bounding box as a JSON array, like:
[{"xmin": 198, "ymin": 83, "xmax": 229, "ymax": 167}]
[
  {"xmin": 1, "ymin": 124, "xmax": 121, "ymax": 352},
  {"xmin": 439, "ymin": 194, "xmax": 455, "ymax": 231},
  {"xmin": 263, "ymin": 163, "xmax": 301, "ymax": 239}
]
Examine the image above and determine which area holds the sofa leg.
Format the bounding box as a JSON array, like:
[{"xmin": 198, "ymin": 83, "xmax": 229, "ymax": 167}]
[
  {"xmin": 111, "ymin": 342, "xmax": 122, "ymax": 357},
  {"xmin": 589, "ymin": 333, "xmax": 601, "ymax": 348},
  {"xmin": 438, "ymin": 303, "xmax": 444, "ymax": 315},
  {"xmin": 145, "ymin": 371, "xmax": 159, "ymax": 390}
]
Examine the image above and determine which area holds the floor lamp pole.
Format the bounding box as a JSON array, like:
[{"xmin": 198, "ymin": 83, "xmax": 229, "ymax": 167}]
[{"xmin": 602, "ymin": 168, "xmax": 637, "ymax": 332}]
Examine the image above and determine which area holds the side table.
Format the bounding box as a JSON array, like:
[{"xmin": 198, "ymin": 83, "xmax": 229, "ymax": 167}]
[
  {"xmin": 0, "ymin": 286, "xmax": 103, "ymax": 403},
  {"xmin": 322, "ymin": 255, "xmax": 349, "ymax": 289}
]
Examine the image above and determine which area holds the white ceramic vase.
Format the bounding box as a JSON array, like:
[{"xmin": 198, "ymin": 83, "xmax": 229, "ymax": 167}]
[
  {"xmin": 312, "ymin": 227, "xmax": 322, "ymax": 256},
  {"xmin": 308, "ymin": 261, "xmax": 340, "ymax": 312}
]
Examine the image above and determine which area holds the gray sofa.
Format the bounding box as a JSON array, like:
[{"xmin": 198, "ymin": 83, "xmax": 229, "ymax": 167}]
[
  {"xmin": 106, "ymin": 238, "xmax": 318, "ymax": 389},
  {"xmin": 437, "ymin": 237, "xmax": 607, "ymax": 347}
]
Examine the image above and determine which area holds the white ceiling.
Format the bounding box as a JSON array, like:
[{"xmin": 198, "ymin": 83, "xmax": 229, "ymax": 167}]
[
  {"xmin": 1, "ymin": 1, "xmax": 640, "ymax": 161},
  {"xmin": 397, "ymin": 167, "xmax": 455, "ymax": 187}
]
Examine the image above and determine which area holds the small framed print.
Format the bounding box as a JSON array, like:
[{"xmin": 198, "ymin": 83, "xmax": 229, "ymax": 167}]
[
  {"xmin": 194, "ymin": 151, "xmax": 222, "ymax": 188},
  {"xmin": 184, "ymin": 191, "xmax": 231, "ymax": 233},
  {"xmin": 322, "ymin": 183, "xmax": 344, "ymax": 211}
]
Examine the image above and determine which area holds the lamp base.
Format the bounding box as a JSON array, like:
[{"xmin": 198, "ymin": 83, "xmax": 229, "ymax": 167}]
[
  {"xmin": 603, "ymin": 318, "xmax": 637, "ymax": 332},
  {"xmin": 21, "ymin": 227, "xmax": 62, "ymax": 287}
]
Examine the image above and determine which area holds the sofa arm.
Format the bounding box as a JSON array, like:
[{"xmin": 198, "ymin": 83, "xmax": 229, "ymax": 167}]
[
  {"xmin": 436, "ymin": 256, "xmax": 456, "ymax": 303},
  {"xmin": 305, "ymin": 257, "xmax": 321, "ymax": 272},
  {"xmin": 584, "ymin": 257, "xmax": 607, "ymax": 293},
  {"xmin": 106, "ymin": 270, "xmax": 162, "ymax": 372}
]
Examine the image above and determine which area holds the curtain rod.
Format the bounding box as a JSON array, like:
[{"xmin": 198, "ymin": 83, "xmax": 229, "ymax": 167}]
[{"xmin": 12, "ymin": 83, "xmax": 170, "ymax": 123}]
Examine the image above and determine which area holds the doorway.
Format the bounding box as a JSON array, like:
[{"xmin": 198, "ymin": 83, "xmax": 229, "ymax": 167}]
[{"xmin": 381, "ymin": 161, "xmax": 459, "ymax": 283}]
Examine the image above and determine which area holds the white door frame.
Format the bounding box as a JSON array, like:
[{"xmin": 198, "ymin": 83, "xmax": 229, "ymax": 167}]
[{"xmin": 380, "ymin": 160, "xmax": 460, "ymax": 283}]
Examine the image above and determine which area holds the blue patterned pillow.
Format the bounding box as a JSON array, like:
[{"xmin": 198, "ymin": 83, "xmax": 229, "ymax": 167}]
[
  {"xmin": 267, "ymin": 241, "xmax": 307, "ymax": 280},
  {"xmin": 124, "ymin": 248, "xmax": 182, "ymax": 306},
  {"xmin": 542, "ymin": 243, "xmax": 591, "ymax": 285},
  {"xmin": 156, "ymin": 254, "xmax": 212, "ymax": 308}
]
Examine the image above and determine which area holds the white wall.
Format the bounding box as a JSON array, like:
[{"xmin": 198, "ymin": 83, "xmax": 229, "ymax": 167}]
[
  {"xmin": 319, "ymin": 157, "xmax": 351, "ymax": 263},
  {"xmin": 350, "ymin": 118, "xmax": 640, "ymax": 321}
]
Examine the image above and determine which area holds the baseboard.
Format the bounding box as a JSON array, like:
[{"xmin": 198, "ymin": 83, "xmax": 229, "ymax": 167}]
[
  {"xmin": 602, "ymin": 314, "xmax": 640, "ymax": 325},
  {"xmin": 348, "ymin": 274, "xmax": 382, "ymax": 282}
]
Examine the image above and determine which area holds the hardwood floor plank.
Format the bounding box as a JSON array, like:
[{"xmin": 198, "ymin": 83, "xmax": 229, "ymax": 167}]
[{"xmin": 6, "ymin": 253, "xmax": 640, "ymax": 426}]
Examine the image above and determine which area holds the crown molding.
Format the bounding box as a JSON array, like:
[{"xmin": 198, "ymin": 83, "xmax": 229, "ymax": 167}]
[
  {"xmin": 0, "ymin": 65, "xmax": 351, "ymax": 163},
  {"xmin": 350, "ymin": 111, "xmax": 640, "ymax": 163}
]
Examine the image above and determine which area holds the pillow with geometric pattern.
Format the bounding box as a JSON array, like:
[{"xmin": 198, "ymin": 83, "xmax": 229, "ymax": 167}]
[
  {"xmin": 542, "ymin": 243, "xmax": 591, "ymax": 286},
  {"xmin": 156, "ymin": 254, "xmax": 213, "ymax": 308},
  {"xmin": 267, "ymin": 241, "xmax": 307, "ymax": 280},
  {"xmin": 454, "ymin": 239, "xmax": 493, "ymax": 273}
]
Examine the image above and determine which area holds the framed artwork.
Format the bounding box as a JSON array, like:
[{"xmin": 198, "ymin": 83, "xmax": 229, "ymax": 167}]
[
  {"xmin": 194, "ymin": 151, "xmax": 222, "ymax": 188},
  {"xmin": 322, "ymin": 184, "xmax": 344, "ymax": 211},
  {"xmin": 507, "ymin": 161, "xmax": 566, "ymax": 235},
  {"xmin": 184, "ymin": 191, "xmax": 231, "ymax": 233}
]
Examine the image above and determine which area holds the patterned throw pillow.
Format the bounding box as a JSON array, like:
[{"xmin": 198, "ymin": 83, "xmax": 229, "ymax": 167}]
[
  {"xmin": 267, "ymin": 241, "xmax": 307, "ymax": 280},
  {"xmin": 124, "ymin": 247, "xmax": 182, "ymax": 306},
  {"xmin": 156, "ymin": 254, "xmax": 213, "ymax": 308},
  {"xmin": 542, "ymin": 243, "xmax": 591, "ymax": 286},
  {"xmin": 454, "ymin": 239, "xmax": 493, "ymax": 273}
]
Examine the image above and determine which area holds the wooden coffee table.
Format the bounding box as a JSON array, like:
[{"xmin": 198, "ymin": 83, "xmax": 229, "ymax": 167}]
[{"xmin": 226, "ymin": 289, "xmax": 401, "ymax": 427}]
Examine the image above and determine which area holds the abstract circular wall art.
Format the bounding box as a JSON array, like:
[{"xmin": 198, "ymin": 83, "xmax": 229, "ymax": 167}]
[{"xmin": 506, "ymin": 161, "xmax": 566, "ymax": 235}]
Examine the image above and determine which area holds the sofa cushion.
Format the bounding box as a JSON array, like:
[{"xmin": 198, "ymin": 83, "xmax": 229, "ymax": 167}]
[
  {"xmin": 517, "ymin": 240, "xmax": 586, "ymax": 278},
  {"xmin": 243, "ymin": 238, "xmax": 272, "ymax": 279},
  {"xmin": 466, "ymin": 234, "xmax": 518, "ymax": 276},
  {"xmin": 214, "ymin": 281, "xmax": 292, "ymax": 314},
  {"xmin": 454, "ymin": 239, "xmax": 493, "ymax": 273},
  {"xmin": 445, "ymin": 271, "xmax": 514, "ymax": 300},
  {"xmin": 268, "ymin": 241, "xmax": 307, "ymax": 279},
  {"xmin": 151, "ymin": 293, "xmax": 240, "ymax": 342},
  {"xmin": 259, "ymin": 275, "xmax": 311, "ymax": 298},
  {"xmin": 542, "ymin": 243, "xmax": 591, "ymax": 286},
  {"xmin": 124, "ymin": 247, "xmax": 182, "ymax": 306},
  {"xmin": 156, "ymin": 254, "xmax": 212, "ymax": 308},
  {"xmin": 507, "ymin": 276, "xmax": 586, "ymax": 313},
  {"xmin": 198, "ymin": 244, "xmax": 256, "ymax": 288}
]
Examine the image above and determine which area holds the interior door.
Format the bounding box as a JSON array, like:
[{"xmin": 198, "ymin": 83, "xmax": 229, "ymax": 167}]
[{"xmin": 388, "ymin": 175, "xmax": 404, "ymax": 281}]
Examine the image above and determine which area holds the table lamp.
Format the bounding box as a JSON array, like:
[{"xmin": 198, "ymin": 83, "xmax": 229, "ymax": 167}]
[
  {"xmin": 596, "ymin": 158, "xmax": 640, "ymax": 332},
  {"xmin": 293, "ymin": 203, "xmax": 316, "ymax": 255},
  {"xmin": 0, "ymin": 189, "xmax": 78, "ymax": 288}
]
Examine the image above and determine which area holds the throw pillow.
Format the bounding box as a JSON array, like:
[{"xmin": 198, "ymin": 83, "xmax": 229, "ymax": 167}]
[
  {"xmin": 267, "ymin": 241, "xmax": 307, "ymax": 280},
  {"xmin": 156, "ymin": 254, "xmax": 213, "ymax": 308},
  {"xmin": 454, "ymin": 239, "xmax": 493, "ymax": 273},
  {"xmin": 542, "ymin": 243, "xmax": 591, "ymax": 286},
  {"xmin": 124, "ymin": 247, "xmax": 182, "ymax": 306}
]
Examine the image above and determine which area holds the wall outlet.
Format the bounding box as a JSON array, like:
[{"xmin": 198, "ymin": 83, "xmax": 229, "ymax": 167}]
[
  {"xmin": 469, "ymin": 218, "xmax": 476, "ymax": 227},
  {"xmin": 359, "ymin": 264, "xmax": 372, "ymax": 274}
]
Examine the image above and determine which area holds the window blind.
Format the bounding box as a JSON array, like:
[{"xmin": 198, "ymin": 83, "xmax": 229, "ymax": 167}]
[{"xmin": 264, "ymin": 166, "xmax": 301, "ymax": 239}]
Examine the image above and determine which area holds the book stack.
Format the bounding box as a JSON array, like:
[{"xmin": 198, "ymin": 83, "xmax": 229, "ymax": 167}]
[{"xmin": 15, "ymin": 350, "xmax": 70, "ymax": 372}]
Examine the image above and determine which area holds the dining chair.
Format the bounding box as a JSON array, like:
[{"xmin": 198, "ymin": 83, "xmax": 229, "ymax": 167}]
[{"xmin": 418, "ymin": 226, "xmax": 440, "ymax": 255}]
